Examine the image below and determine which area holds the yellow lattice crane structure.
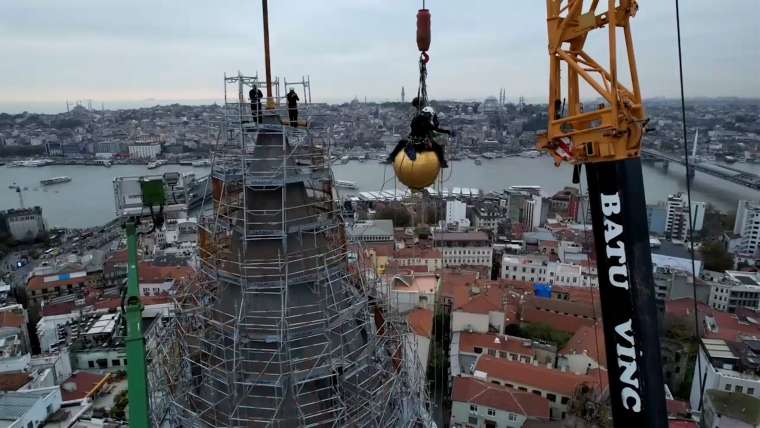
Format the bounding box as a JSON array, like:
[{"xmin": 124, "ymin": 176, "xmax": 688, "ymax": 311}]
[{"xmin": 538, "ymin": 0, "xmax": 646, "ymax": 166}]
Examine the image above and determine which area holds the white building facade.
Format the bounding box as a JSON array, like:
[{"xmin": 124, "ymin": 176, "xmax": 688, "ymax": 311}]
[
  {"xmin": 734, "ymin": 200, "xmax": 760, "ymax": 261},
  {"xmin": 434, "ymin": 231, "xmax": 492, "ymax": 268},
  {"xmin": 128, "ymin": 143, "xmax": 162, "ymax": 159}
]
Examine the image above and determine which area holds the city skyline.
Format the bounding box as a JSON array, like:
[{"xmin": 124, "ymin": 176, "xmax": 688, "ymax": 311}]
[{"xmin": 1, "ymin": 0, "xmax": 758, "ymax": 113}]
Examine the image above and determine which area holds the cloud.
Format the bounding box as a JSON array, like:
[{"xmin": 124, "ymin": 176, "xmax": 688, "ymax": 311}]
[{"xmin": 0, "ymin": 0, "xmax": 757, "ymax": 111}]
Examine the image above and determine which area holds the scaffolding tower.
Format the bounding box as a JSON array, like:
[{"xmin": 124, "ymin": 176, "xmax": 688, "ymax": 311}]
[{"xmin": 147, "ymin": 74, "xmax": 431, "ymax": 427}]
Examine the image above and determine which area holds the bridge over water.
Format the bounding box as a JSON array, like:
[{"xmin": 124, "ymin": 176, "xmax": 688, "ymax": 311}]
[{"xmin": 641, "ymin": 148, "xmax": 760, "ymax": 190}]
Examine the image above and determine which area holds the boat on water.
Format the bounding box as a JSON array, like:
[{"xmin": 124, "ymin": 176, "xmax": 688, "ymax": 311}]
[
  {"xmin": 9, "ymin": 159, "xmax": 53, "ymax": 167},
  {"xmin": 474, "ymin": 159, "xmax": 482, "ymax": 165},
  {"xmin": 519, "ymin": 150, "xmax": 541, "ymax": 158},
  {"xmin": 147, "ymin": 160, "xmax": 168, "ymax": 169},
  {"xmin": 335, "ymin": 180, "xmax": 358, "ymax": 189},
  {"xmin": 340, "ymin": 155, "xmax": 350, "ymax": 164},
  {"xmin": 482, "ymin": 152, "xmax": 496, "ymax": 159},
  {"xmin": 40, "ymin": 176, "xmax": 72, "ymax": 186},
  {"xmin": 192, "ymin": 159, "xmax": 211, "ymax": 167}
]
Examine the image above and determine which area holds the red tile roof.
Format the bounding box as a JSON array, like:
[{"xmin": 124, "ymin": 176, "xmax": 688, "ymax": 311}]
[
  {"xmin": 27, "ymin": 272, "xmax": 96, "ymax": 291},
  {"xmin": 457, "ymin": 288, "xmax": 505, "ymax": 315},
  {"xmin": 666, "ymin": 399, "xmax": 690, "ymax": 417},
  {"xmin": 387, "ymin": 264, "xmax": 430, "ymax": 274},
  {"xmin": 439, "ymin": 270, "xmax": 480, "ymax": 309},
  {"xmin": 61, "ymin": 372, "xmax": 110, "ymax": 402},
  {"xmin": 452, "ymin": 377, "xmax": 550, "ymax": 419},
  {"xmin": 460, "ymin": 332, "xmax": 535, "ymax": 358},
  {"xmin": 665, "ymin": 298, "xmax": 760, "ymax": 343},
  {"xmin": 560, "ymin": 323, "xmax": 607, "ymax": 367},
  {"xmin": 0, "ymin": 373, "xmax": 31, "ymax": 391},
  {"xmin": 138, "ymin": 262, "xmax": 194, "ymax": 284},
  {"xmin": 527, "ymin": 295, "xmax": 599, "ymax": 319},
  {"xmin": 668, "ymin": 420, "xmax": 698, "ymax": 428},
  {"xmin": 550, "ymin": 286, "xmax": 601, "ymax": 306},
  {"xmin": 93, "ymin": 298, "xmax": 121, "ymax": 311},
  {"xmin": 105, "ymin": 250, "xmax": 129, "ymax": 264},
  {"xmin": 475, "ymin": 355, "xmax": 607, "ymax": 397},
  {"xmin": 364, "ymin": 242, "xmax": 395, "ymax": 258},
  {"xmin": 142, "ymin": 295, "xmax": 172, "ymax": 305},
  {"xmin": 41, "ymin": 302, "xmax": 77, "ymax": 317},
  {"xmin": 521, "ymin": 305, "xmax": 595, "ymax": 334},
  {"xmin": 665, "ymin": 298, "xmax": 712, "ymax": 319},
  {"xmin": 0, "ymin": 311, "xmax": 25, "ymax": 329},
  {"xmin": 407, "ymin": 308, "xmax": 434, "ymax": 338},
  {"xmin": 395, "ymin": 247, "xmax": 441, "ymax": 259}
]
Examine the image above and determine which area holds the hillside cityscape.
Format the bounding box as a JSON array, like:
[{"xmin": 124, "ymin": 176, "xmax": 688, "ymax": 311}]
[{"xmin": 0, "ymin": 93, "xmax": 758, "ymax": 427}]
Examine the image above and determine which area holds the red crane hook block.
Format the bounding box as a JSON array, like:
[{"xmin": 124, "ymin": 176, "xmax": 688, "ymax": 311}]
[{"xmin": 417, "ymin": 8, "xmax": 431, "ymax": 52}]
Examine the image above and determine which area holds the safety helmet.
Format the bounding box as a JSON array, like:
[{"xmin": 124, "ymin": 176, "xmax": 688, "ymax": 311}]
[{"xmin": 422, "ymin": 106, "xmax": 435, "ymax": 115}]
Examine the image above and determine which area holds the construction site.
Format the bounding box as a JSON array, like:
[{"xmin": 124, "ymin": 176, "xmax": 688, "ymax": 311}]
[{"xmin": 144, "ymin": 73, "xmax": 432, "ymax": 427}]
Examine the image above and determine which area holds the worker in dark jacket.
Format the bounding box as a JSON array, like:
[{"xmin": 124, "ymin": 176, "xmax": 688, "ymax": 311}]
[
  {"xmin": 249, "ymin": 85, "xmax": 263, "ymax": 123},
  {"xmin": 286, "ymin": 89, "xmax": 300, "ymax": 127},
  {"xmin": 386, "ymin": 106, "xmax": 451, "ymax": 167}
]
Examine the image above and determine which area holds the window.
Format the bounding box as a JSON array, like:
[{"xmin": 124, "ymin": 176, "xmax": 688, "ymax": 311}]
[
  {"xmin": 474, "ymin": 347, "xmax": 483, "ymax": 354},
  {"xmin": 112, "ymin": 359, "xmax": 121, "ymax": 366},
  {"xmin": 532, "ymin": 390, "xmax": 542, "ymax": 396},
  {"xmin": 468, "ymin": 416, "xmax": 478, "ymax": 425},
  {"xmin": 547, "ymin": 393, "xmax": 557, "ymax": 402},
  {"xmin": 725, "ymin": 384, "xmax": 732, "ymax": 391},
  {"xmin": 499, "ymin": 351, "xmax": 507, "ymax": 359},
  {"xmin": 748, "ymin": 387, "xmax": 755, "ymax": 395},
  {"xmin": 487, "ymin": 408, "xmax": 496, "ymax": 416},
  {"xmin": 508, "ymin": 413, "xmax": 517, "ymax": 421},
  {"xmin": 735, "ymin": 385, "xmax": 743, "ymax": 393},
  {"xmin": 470, "ymin": 404, "xmax": 478, "ymax": 413},
  {"xmin": 488, "ymin": 349, "xmax": 496, "ymax": 357},
  {"xmin": 88, "ymin": 361, "xmax": 95, "ymax": 368},
  {"xmin": 561, "ymin": 397, "xmax": 569, "ymax": 405}
]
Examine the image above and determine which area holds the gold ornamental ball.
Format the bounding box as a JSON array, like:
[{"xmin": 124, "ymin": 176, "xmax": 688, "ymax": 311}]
[{"xmin": 392, "ymin": 150, "xmax": 441, "ymax": 190}]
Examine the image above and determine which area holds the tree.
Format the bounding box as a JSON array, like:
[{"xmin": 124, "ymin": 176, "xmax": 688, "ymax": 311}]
[
  {"xmin": 701, "ymin": 241, "xmax": 734, "ymax": 272},
  {"xmin": 509, "ymin": 322, "xmax": 573, "ymax": 349},
  {"xmin": 375, "ymin": 205, "xmax": 411, "ymax": 228}
]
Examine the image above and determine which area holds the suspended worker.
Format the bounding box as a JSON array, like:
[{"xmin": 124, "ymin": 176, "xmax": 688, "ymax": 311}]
[
  {"xmin": 386, "ymin": 105, "xmax": 451, "ymax": 168},
  {"xmin": 249, "ymin": 85, "xmax": 263, "ymax": 123},
  {"xmin": 286, "ymin": 88, "xmax": 300, "ymax": 127}
]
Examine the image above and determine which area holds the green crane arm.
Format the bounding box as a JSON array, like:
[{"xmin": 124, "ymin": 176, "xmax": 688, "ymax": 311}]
[{"xmin": 125, "ymin": 221, "xmax": 151, "ymax": 427}]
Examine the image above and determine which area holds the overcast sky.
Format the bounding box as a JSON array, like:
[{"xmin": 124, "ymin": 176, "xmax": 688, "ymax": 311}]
[{"xmin": 0, "ymin": 0, "xmax": 757, "ymax": 111}]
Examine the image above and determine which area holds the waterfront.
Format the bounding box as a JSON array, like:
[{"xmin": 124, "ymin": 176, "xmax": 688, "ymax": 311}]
[{"xmin": 1, "ymin": 158, "xmax": 757, "ymax": 228}]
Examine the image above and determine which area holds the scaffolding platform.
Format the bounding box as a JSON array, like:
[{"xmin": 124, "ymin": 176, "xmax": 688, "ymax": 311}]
[{"xmin": 146, "ymin": 74, "xmax": 432, "ymax": 428}]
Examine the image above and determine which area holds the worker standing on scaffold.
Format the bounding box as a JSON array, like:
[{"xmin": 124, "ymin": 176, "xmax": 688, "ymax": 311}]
[
  {"xmin": 249, "ymin": 85, "xmax": 263, "ymax": 123},
  {"xmin": 286, "ymin": 88, "xmax": 300, "ymax": 127}
]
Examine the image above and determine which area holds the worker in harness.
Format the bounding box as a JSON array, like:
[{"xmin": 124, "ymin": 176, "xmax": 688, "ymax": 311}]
[{"xmin": 385, "ymin": 106, "xmax": 451, "ymax": 167}]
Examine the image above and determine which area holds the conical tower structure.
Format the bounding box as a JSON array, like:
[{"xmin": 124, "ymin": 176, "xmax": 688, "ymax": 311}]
[{"xmin": 149, "ymin": 74, "xmax": 430, "ymax": 427}]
